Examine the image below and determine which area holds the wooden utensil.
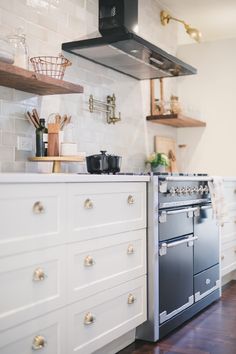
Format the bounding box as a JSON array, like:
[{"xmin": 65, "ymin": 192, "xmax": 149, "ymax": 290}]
[{"xmin": 47, "ymin": 123, "xmax": 60, "ymax": 156}]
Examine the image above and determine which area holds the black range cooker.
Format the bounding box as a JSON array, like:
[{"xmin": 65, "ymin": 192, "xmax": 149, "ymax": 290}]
[{"xmin": 137, "ymin": 173, "xmax": 220, "ymax": 342}]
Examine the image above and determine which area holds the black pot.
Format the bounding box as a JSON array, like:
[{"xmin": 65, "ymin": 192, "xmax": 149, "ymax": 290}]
[
  {"xmin": 108, "ymin": 155, "xmax": 122, "ymax": 174},
  {"xmin": 86, "ymin": 150, "xmax": 109, "ymax": 174},
  {"xmin": 86, "ymin": 151, "xmax": 122, "ymax": 174}
]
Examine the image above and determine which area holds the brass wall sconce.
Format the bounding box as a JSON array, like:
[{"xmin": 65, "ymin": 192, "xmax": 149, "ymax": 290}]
[
  {"xmin": 160, "ymin": 10, "xmax": 202, "ymax": 43},
  {"xmin": 89, "ymin": 94, "xmax": 121, "ymax": 124}
]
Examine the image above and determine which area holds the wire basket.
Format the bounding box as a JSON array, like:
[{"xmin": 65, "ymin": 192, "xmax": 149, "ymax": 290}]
[{"xmin": 30, "ymin": 55, "xmax": 72, "ymax": 80}]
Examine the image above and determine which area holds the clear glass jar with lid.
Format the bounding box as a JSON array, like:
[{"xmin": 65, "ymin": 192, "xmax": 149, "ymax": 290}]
[{"xmin": 8, "ymin": 28, "xmax": 29, "ymax": 69}]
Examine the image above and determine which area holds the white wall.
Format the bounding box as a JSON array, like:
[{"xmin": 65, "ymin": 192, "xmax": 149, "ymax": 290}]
[
  {"xmin": 0, "ymin": 0, "xmax": 178, "ymax": 173},
  {"xmin": 176, "ymin": 38, "xmax": 236, "ymax": 176}
]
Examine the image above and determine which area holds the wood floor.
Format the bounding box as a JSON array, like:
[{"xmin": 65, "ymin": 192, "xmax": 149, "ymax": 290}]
[{"xmin": 119, "ymin": 281, "xmax": 236, "ymax": 354}]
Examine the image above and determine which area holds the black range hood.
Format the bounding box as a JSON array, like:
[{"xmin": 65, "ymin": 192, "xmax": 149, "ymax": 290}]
[{"xmin": 62, "ymin": 0, "xmax": 197, "ymax": 80}]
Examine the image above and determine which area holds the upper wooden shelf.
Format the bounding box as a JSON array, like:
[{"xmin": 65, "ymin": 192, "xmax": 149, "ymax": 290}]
[
  {"xmin": 146, "ymin": 113, "xmax": 206, "ymax": 128},
  {"xmin": 0, "ymin": 61, "xmax": 84, "ymax": 95}
]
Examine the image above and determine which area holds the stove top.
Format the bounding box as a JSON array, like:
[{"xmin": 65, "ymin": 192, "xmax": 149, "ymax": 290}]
[{"xmin": 152, "ymin": 172, "xmax": 208, "ymax": 177}]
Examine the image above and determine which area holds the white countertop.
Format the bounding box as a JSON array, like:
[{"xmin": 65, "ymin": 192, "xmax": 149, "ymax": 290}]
[{"xmin": 0, "ymin": 173, "xmax": 150, "ymax": 183}]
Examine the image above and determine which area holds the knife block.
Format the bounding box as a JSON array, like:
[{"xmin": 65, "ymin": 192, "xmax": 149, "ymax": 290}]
[{"xmin": 48, "ymin": 123, "xmax": 60, "ymax": 156}]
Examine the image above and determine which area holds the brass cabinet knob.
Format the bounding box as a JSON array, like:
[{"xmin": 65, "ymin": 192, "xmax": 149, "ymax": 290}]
[
  {"xmin": 127, "ymin": 293, "xmax": 136, "ymax": 304},
  {"xmin": 84, "ymin": 198, "xmax": 93, "ymax": 209},
  {"xmin": 33, "ymin": 268, "xmax": 47, "ymax": 282},
  {"xmin": 33, "ymin": 201, "xmax": 45, "ymax": 214},
  {"xmin": 32, "ymin": 335, "xmax": 46, "ymax": 350},
  {"xmin": 84, "ymin": 255, "xmax": 95, "ymax": 267},
  {"xmin": 84, "ymin": 312, "xmax": 95, "ymax": 325},
  {"xmin": 127, "ymin": 244, "xmax": 134, "ymax": 255},
  {"xmin": 127, "ymin": 195, "xmax": 135, "ymax": 205},
  {"xmin": 221, "ymin": 255, "xmax": 225, "ymax": 261}
]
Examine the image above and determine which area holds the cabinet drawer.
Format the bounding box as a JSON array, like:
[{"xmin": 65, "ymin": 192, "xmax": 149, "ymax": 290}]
[
  {"xmin": 67, "ymin": 276, "xmax": 147, "ymax": 354},
  {"xmin": 0, "ymin": 308, "xmax": 66, "ymax": 354},
  {"xmin": 67, "ymin": 183, "xmax": 146, "ymax": 242},
  {"xmin": 194, "ymin": 264, "xmax": 220, "ymax": 302},
  {"xmin": 68, "ymin": 229, "xmax": 146, "ymax": 301},
  {"xmin": 221, "ymin": 241, "xmax": 236, "ymax": 276},
  {"xmin": 0, "ymin": 184, "xmax": 66, "ymax": 257},
  {"xmin": 0, "ymin": 246, "xmax": 66, "ymax": 331}
]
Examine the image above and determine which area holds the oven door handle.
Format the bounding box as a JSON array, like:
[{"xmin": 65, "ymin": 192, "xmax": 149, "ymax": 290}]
[
  {"xmin": 159, "ymin": 236, "xmax": 198, "ymax": 256},
  {"xmin": 166, "ymin": 207, "xmax": 199, "ymax": 215},
  {"xmin": 159, "ymin": 207, "xmax": 199, "ymax": 223},
  {"xmin": 200, "ymin": 205, "xmax": 212, "ymax": 210}
]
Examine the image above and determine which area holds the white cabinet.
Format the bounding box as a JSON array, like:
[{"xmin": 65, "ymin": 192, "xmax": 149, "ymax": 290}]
[
  {"xmin": 67, "ymin": 229, "xmax": 146, "ymax": 302},
  {"xmin": 221, "ymin": 180, "xmax": 236, "ymax": 277},
  {"xmin": 0, "ymin": 179, "xmax": 147, "ymax": 354},
  {"xmin": 67, "ymin": 183, "xmax": 146, "ymax": 241},
  {"xmin": 67, "ymin": 276, "xmax": 146, "ymax": 354},
  {"xmin": 0, "ymin": 184, "xmax": 66, "ymax": 257},
  {"xmin": 0, "ymin": 309, "xmax": 67, "ymax": 354},
  {"xmin": 0, "ymin": 246, "xmax": 66, "ymax": 331}
]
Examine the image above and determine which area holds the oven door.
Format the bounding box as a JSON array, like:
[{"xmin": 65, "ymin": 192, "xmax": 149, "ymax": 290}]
[
  {"xmin": 159, "ymin": 235, "xmax": 198, "ymax": 324},
  {"xmin": 159, "ymin": 206, "xmax": 197, "ymax": 242},
  {"xmin": 194, "ymin": 204, "xmax": 219, "ymax": 274}
]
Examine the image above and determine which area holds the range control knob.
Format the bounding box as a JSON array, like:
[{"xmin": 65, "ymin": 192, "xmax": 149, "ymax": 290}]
[
  {"xmin": 204, "ymin": 185, "xmax": 209, "ymax": 194},
  {"xmin": 198, "ymin": 185, "xmax": 204, "ymax": 195},
  {"xmin": 181, "ymin": 187, "xmax": 188, "ymax": 195},
  {"xmin": 189, "ymin": 187, "xmax": 195, "ymax": 195},
  {"xmin": 169, "ymin": 187, "xmax": 176, "ymax": 196},
  {"xmin": 186, "ymin": 186, "xmax": 191, "ymax": 195},
  {"xmin": 176, "ymin": 187, "xmax": 182, "ymax": 196}
]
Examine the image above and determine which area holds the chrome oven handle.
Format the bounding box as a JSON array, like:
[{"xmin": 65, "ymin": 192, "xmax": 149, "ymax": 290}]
[
  {"xmin": 159, "ymin": 236, "xmax": 198, "ymax": 256},
  {"xmin": 166, "ymin": 207, "xmax": 199, "ymax": 215},
  {"xmin": 200, "ymin": 205, "xmax": 212, "ymax": 210}
]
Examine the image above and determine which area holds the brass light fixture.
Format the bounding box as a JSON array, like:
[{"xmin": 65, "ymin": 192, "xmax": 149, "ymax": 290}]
[{"xmin": 160, "ymin": 10, "xmax": 202, "ymax": 43}]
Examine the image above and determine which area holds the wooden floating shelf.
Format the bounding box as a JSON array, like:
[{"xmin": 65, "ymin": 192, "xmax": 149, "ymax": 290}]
[
  {"xmin": 0, "ymin": 61, "xmax": 84, "ymax": 95},
  {"xmin": 146, "ymin": 113, "xmax": 206, "ymax": 128},
  {"xmin": 29, "ymin": 156, "xmax": 85, "ymax": 173}
]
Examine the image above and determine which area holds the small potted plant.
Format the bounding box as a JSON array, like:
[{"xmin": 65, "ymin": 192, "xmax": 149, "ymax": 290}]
[{"xmin": 146, "ymin": 152, "xmax": 169, "ymax": 172}]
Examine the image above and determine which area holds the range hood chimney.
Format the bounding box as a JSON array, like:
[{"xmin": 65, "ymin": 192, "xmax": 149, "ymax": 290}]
[{"xmin": 62, "ymin": 0, "xmax": 197, "ymax": 80}]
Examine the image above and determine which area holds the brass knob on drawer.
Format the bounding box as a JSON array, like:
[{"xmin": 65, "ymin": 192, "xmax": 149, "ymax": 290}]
[
  {"xmin": 33, "ymin": 268, "xmax": 47, "ymax": 282},
  {"xmin": 84, "ymin": 198, "xmax": 93, "ymax": 209},
  {"xmin": 127, "ymin": 244, "xmax": 134, "ymax": 254},
  {"xmin": 221, "ymin": 255, "xmax": 225, "ymax": 261},
  {"xmin": 127, "ymin": 195, "xmax": 135, "ymax": 205},
  {"xmin": 84, "ymin": 255, "xmax": 95, "ymax": 267},
  {"xmin": 84, "ymin": 312, "xmax": 95, "ymax": 325},
  {"xmin": 127, "ymin": 293, "xmax": 136, "ymax": 304},
  {"xmin": 32, "ymin": 335, "xmax": 46, "ymax": 350},
  {"xmin": 33, "ymin": 201, "xmax": 45, "ymax": 214}
]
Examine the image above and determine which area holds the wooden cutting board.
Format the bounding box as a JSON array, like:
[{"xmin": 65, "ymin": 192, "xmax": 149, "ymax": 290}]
[{"xmin": 154, "ymin": 136, "xmax": 178, "ymax": 172}]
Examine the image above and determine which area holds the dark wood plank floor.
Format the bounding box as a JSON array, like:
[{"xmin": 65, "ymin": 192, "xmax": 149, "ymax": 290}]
[{"xmin": 119, "ymin": 281, "xmax": 236, "ymax": 354}]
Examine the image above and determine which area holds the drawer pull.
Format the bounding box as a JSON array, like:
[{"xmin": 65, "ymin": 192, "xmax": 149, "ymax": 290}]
[
  {"xmin": 33, "ymin": 268, "xmax": 47, "ymax": 282},
  {"xmin": 33, "ymin": 201, "xmax": 45, "ymax": 214},
  {"xmin": 127, "ymin": 244, "xmax": 134, "ymax": 254},
  {"xmin": 127, "ymin": 293, "xmax": 136, "ymax": 304},
  {"xmin": 84, "ymin": 255, "xmax": 95, "ymax": 267},
  {"xmin": 32, "ymin": 335, "xmax": 46, "ymax": 350},
  {"xmin": 205, "ymin": 278, "xmax": 211, "ymax": 285},
  {"xmin": 84, "ymin": 198, "xmax": 93, "ymax": 209},
  {"xmin": 221, "ymin": 255, "xmax": 225, "ymax": 261},
  {"xmin": 84, "ymin": 312, "xmax": 95, "ymax": 325},
  {"xmin": 127, "ymin": 195, "xmax": 135, "ymax": 205}
]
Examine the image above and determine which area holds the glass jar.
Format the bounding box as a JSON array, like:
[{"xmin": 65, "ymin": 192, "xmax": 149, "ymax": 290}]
[{"xmin": 8, "ymin": 31, "xmax": 29, "ymax": 69}]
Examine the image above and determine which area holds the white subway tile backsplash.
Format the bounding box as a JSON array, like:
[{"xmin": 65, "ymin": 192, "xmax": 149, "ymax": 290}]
[
  {"xmin": 0, "ymin": 146, "xmax": 15, "ymax": 161},
  {"xmin": 0, "ymin": 0, "xmax": 177, "ymax": 172}
]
